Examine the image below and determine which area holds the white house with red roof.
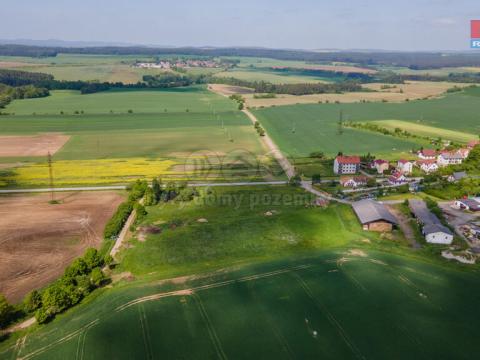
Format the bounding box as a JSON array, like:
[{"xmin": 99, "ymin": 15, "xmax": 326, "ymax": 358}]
[
  {"xmin": 340, "ymin": 176, "xmax": 368, "ymax": 188},
  {"xmin": 396, "ymin": 159, "xmax": 413, "ymax": 174},
  {"xmin": 417, "ymin": 159, "xmax": 439, "ymax": 173},
  {"xmin": 437, "ymin": 150, "xmax": 465, "ymax": 167},
  {"xmin": 417, "ymin": 149, "xmax": 437, "ymax": 160},
  {"xmin": 334, "ymin": 155, "xmax": 360, "ymax": 174},
  {"xmin": 370, "ymin": 159, "xmax": 389, "ymax": 174},
  {"xmin": 388, "ymin": 172, "xmax": 408, "ymax": 185}
]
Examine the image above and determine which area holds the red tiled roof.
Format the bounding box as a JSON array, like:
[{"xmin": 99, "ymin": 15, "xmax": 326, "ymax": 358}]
[
  {"xmin": 336, "ymin": 156, "xmax": 360, "ymax": 164},
  {"xmin": 398, "ymin": 159, "xmax": 411, "ymax": 164},
  {"xmin": 374, "ymin": 159, "xmax": 388, "ymax": 165},
  {"xmin": 468, "ymin": 140, "xmax": 480, "ymax": 148},
  {"xmin": 420, "ymin": 149, "xmax": 436, "ymax": 156}
]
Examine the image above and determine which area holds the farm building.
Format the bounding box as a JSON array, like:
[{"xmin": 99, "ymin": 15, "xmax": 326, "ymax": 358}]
[
  {"xmin": 423, "ymin": 224, "xmax": 454, "ymax": 244},
  {"xmin": 454, "ymin": 199, "xmax": 480, "ymax": 212},
  {"xmin": 352, "ymin": 199, "xmax": 397, "ymax": 232},
  {"xmin": 334, "ymin": 155, "xmax": 360, "ymax": 175},
  {"xmin": 409, "ymin": 199, "xmax": 453, "ymax": 244}
]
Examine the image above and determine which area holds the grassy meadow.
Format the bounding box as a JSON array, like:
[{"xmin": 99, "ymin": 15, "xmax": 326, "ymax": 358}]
[
  {"xmin": 118, "ymin": 186, "xmax": 407, "ymax": 277},
  {"xmin": 253, "ymin": 86, "xmax": 480, "ymax": 158},
  {"xmin": 0, "ymin": 86, "xmax": 271, "ymax": 186}
]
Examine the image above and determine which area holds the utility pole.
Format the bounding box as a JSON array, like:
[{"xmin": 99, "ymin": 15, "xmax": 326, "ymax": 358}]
[
  {"xmin": 337, "ymin": 110, "xmax": 344, "ymax": 135},
  {"xmin": 47, "ymin": 152, "xmax": 55, "ymax": 202}
]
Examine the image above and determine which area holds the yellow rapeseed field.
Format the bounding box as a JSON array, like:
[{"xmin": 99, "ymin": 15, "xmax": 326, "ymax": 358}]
[{"xmin": 8, "ymin": 158, "xmax": 178, "ymax": 186}]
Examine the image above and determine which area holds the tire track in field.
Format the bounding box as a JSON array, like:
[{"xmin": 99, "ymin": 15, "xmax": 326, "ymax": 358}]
[
  {"xmin": 116, "ymin": 265, "xmax": 313, "ymax": 312},
  {"xmin": 291, "ymin": 272, "xmax": 365, "ymax": 360},
  {"xmin": 192, "ymin": 293, "xmax": 228, "ymax": 360},
  {"xmin": 138, "ymin": 304, "xmax": 154, "ymax": 360},
  {"xmin": 247, "ymin": 281, "xmax": 296, "ymax": 359},
  {"xmin": 18, "ymin": 319, "xmax": 99, "ymax": 360}
]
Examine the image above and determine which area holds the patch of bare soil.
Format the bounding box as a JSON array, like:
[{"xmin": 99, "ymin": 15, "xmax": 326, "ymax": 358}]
[
  {"xmin": 0, "ymin": 61, "xmax": 46, "ymax": 69},
  {"xmin": 208, "ymin": 84, "xmax": 255, "ymax": 96},
  {"xmin": 346, "ymin": 249, "xmax": 368, "ymax": 257},
  {"xmin": 111, "ymin": 272, "xmax": 136, "ymax": 283},
  {"xmin": 387, "ymin": 205, "xmax": 421, "ymax": 249},
  {"xmin": 0, "ymin": 191, "xmax": 124, "ymax": 303},
  {"xmin": 0, "ymin": 133, "xmax": 70, "ymax": 157},
  {"xmin": 137, "ymin": 225, "xmax": 162, "ymax": 242}
]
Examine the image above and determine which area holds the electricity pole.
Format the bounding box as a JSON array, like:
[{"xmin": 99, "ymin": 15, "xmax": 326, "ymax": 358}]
[
  {"xmin": 337, "ymin": 110, "xmax": 344, "ymax": 135},
  {"xmin": 47, "ymin": 152, "xmax": 55, "ymax": 202}
]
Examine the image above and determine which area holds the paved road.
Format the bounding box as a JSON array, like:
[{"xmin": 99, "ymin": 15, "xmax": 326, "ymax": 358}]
[
  {"xmin": 0, "ymin": 181, "xmax": 288, "ymax": 194},
  {"xmin": 0, "ymin": 186, "xmax": 127, "ymax": 194}
]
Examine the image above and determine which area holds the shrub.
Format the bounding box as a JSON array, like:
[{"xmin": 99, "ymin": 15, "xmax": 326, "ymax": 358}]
[
  {"xmin": 83, "ymin": 248, "xmax": 103, "ymax": 270},
  {"xmin": 0, "ymin": 294, "xmax": 13, "ymax": 329},
  {"xmin": 23, "ymin": 290, "xmax": 42, "ymax": 313},
  {"xmin": 104, "ymin": 201, "xmax": 134, "ymax": 239}
]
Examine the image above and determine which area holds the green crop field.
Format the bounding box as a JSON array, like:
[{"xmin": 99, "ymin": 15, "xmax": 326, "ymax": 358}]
[
  {"xmin": 253, "ymin": 87, "xmax": 480, "ymax": 158},
  {"xmin": 215, "ymin": 69, "xmax": 334, "ymax": 84},
  {"xmin": 3, "ymin": 248, "xmax": 480, "ymax": 360}
]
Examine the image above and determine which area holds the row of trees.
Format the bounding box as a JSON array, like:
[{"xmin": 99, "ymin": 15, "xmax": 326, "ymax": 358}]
[{"xmin": 34, "ymin": 248, "xmax": 110, "ymax": 324}]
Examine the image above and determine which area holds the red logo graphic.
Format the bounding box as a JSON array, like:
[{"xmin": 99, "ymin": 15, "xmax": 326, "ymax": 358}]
[{"xmin": 472, "ymin": 20, "xmax": 480, "ymax": 38}]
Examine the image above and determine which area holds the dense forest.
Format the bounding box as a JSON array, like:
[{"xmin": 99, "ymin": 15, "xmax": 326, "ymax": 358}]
[{"xmin": 3, "ymin": 44, "xmax": 480, "ymax": 69}]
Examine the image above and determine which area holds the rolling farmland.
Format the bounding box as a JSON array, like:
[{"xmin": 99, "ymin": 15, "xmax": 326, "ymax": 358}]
[{"xmin": 0, "ymin": 87, "xmax": 269, "ymax": 186}]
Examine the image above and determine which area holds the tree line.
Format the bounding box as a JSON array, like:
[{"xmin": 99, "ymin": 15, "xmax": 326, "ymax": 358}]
[
  {"xmin": 213, "ymin": 77, "xmax": 364, "ymax": 95},
  {"xmin": 3, "ymin": 44, "xmax": 480, "ymax": 69}
]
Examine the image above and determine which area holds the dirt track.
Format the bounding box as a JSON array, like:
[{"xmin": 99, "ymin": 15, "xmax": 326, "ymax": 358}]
[
  {"xmin": 0, "ymin": 191, "xmax": 123, "ymax": 303},
  {"xmin": 0, "ymin": 133, "xmax": 70, "ymax": 157}
]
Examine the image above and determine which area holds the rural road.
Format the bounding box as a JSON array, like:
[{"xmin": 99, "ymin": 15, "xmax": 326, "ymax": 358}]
[
  {"xmin": 242, "ymin": 109, "xmax": 296, "ymax": 179},
  {"xmin": 242, "ymin": 109, "xmax": 350, "ymax": 204}
]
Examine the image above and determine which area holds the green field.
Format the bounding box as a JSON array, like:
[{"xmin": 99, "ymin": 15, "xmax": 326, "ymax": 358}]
[
  {"xmin": 118, "ymin": 186, "xmax": 394, "ymax": 277},
  {"xmin": 370, "ymin": 120, "xmax": 478, "ymax": 143},
  {"xmin": 3, "ymin": 249, "xmax": 480, "ymax": 360},
  {"xmin": 253, "ymin": 87, "xmax": 480, "ymax": 158}
]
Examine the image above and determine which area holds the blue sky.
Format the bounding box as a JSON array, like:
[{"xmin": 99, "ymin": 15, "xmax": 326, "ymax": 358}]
[{"xmin": 2, "ymin": 0, "xmax": 479, "ymax": 50}]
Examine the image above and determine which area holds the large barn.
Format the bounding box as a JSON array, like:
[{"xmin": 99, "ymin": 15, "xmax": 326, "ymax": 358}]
[
  {"xmin": 352, "ymin": 199, "xmax": 398, "ymax": 232},
  {"xmin": 409, "ymin": 199, "xmax": 454, "ymax": 244}
]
